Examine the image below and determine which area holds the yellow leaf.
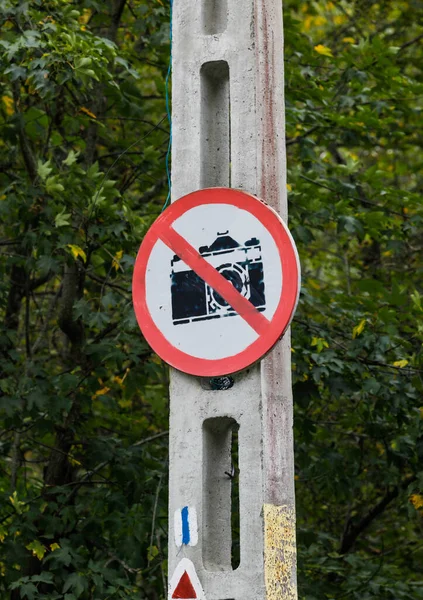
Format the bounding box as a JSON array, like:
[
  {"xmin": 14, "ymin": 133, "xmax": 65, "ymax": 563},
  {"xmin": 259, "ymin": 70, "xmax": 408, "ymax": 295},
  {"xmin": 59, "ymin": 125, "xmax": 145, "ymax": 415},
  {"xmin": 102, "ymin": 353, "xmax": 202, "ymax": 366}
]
[
  {"xmin": 303, "ymin": 15, "xmax": 313, "ymax": 31},
  {"xmin": 314, "ymin": 16, "xmax": 327, "ymax": 27},
  {"xmin": 26, "ymin": 540, "xmax": 46, "ymax": 560},
  {"xmin": 410, "ymin": 494, "xmax": 423, "ymax": 510},
  {"xmin": 9, "ymin": 491, "xmax": 24, "ymax": 514},
  {"xmin": 50, "ymin": 543, "xmax": 60, "ymax": 551},
  {"xmin": 352, "ymin": 319, "xmax": 366, "ymax": 339},
  {"xmin": 334, "ymin": 14, "xmax": 347, "ymax": 25},
  {"xmin": 67, "ymin": 244, "xmax": 87, "ymax": 263},
  {"xmin": 343, "ymin": 37, "xmax": 356, "ymax": 43},
  {"xmin": 112, "ymin": 249, "xmax": 124, "ymax": 271},
  {"xmin": 393, "ymin": 359, "xmax": 408, "ymax": 368},
  {"xmin": 118, "ymin": 398, "xmax": 132, "ymax": 409},
  {"xmin": 78, "ymin": 8, "xmax": 92, "ymax": 24},
  {"xmin": 314, "ymin": 44, "xmax": 333, "ymax": 57},
  {"xmin": 92, "ymin": 386, "xmax": 111, "ymax": 399},
  {"xmin": 0, "ymin": 526, "xmax": 7, "ymax": 542},
  {"xmin": 286, "ymin": 183, "xmax": 292, "ymax": 192},
  {"xmin": 311, "ymin": 336, "xmax": 329, "ymax": 352},
  {"xmin": 80, "ymin": 106, "xmax": 97, "ymax": 119},
  {"xmin": 114, "ymin": 368, "xmax": 130, "ymax": 386},
  {"xmin": 147, "ymin": 545, "xmax": 159, "ymax": 562},
  {"xmin": 2, "ymin": 96, "xmax": 14, "ymax": 116},
  {"xmin": 375, "ymin": 442, "xmax": 385, "ymax": 456}
]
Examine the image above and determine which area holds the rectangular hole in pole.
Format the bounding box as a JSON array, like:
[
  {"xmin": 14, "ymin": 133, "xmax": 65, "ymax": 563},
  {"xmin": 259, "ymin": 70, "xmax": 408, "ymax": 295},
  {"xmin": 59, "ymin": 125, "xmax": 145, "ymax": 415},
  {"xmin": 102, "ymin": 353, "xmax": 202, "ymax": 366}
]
[
  {"xmin": 230, "ymin": 424, "xmax": 240, "ymax": 570},
  {"xmin": 202, "ymin": 0, "xmax": 228, "ymax": 34},
  {"xmin": 203, "ymin": 418, "xmax": 240, "ymax": 571},
  {"xmin": 200, "ymin": 61, "xmax": 230, "ymax": 189}
]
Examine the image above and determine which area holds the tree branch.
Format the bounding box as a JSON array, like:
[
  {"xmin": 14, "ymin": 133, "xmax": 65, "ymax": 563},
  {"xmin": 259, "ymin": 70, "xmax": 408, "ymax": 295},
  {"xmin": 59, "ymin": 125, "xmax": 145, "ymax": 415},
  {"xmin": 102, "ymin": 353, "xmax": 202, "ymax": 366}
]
[{"xmin": 339, "ymin": 475, "xmax": 417, "ymax": 554}]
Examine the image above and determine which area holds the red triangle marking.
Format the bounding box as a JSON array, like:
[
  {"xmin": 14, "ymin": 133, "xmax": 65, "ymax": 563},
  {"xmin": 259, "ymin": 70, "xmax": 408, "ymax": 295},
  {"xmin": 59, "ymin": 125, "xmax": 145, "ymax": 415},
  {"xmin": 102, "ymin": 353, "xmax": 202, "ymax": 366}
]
[{"xmin": 172, "ymin": 570, "xmax": 197, "ymax": 599}]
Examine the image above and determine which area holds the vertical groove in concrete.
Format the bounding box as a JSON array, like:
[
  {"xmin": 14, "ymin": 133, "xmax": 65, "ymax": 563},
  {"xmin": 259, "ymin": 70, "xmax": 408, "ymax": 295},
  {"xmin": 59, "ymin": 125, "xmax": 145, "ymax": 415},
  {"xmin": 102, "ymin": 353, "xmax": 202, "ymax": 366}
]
[
  {"xmin": 202, "ymin": 417, "xmax": 235, "ymax": 571},
  {"xmin": 200, "ymin": 61, "xmax": 230, "ymax": 188},
  {"xmin": 169, "ymin": 1, "xmax": 297, "ymax": 598},
  {"xmin": 202, "ymin": 0, "xmax": 228, "ymax": 34}
]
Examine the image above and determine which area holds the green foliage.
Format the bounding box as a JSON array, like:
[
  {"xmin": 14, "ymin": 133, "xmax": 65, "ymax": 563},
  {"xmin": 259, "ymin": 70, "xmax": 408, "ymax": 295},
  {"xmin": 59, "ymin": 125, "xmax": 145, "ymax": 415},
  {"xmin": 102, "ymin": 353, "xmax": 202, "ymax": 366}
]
[
  {"xmin": 0, "ymin": 1, "xmax": 170, "ymax": 598},
  {"xmin": 0, "ymin": 1, "xmax": 422, "ymax": 599},
  {"xmin": 284, "ymin": 2, "xmax": 423, "ymax": 598}
]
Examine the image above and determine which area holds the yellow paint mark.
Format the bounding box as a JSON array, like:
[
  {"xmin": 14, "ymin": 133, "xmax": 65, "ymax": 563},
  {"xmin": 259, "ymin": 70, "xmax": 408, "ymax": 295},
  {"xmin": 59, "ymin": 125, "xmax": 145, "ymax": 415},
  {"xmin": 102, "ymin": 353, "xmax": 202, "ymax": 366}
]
[{"xmin": 264, "ymin": 504, "xmax": 297, "ymax": 600}]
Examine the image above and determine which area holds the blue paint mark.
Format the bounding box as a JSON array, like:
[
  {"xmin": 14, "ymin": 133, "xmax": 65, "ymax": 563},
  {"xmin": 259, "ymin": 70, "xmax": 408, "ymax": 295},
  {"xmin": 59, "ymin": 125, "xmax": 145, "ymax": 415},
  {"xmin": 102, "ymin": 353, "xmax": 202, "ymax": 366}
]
[{"xmin": 181, "ymin": 506, "xmax": 190, "ymax": 545}]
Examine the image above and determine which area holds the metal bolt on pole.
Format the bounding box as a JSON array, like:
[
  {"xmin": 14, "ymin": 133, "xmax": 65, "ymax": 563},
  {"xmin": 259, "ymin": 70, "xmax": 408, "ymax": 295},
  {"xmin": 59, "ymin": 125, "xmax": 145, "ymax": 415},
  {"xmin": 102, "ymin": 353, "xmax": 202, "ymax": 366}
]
[{"xmin": 168, "ymin": 1, "xmax": 297, "ymax": 598}]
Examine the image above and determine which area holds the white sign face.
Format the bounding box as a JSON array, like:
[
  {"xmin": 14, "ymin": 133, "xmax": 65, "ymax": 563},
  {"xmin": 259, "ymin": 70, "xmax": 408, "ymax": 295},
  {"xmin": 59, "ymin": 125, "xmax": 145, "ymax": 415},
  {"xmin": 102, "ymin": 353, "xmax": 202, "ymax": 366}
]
[
  {"xmin": 132, "ymin": 189, "xmax": 300, "ymax": 376},
  {"xmin": 146, "ymin": 203, "xmax": 282, "ymax": 359}
]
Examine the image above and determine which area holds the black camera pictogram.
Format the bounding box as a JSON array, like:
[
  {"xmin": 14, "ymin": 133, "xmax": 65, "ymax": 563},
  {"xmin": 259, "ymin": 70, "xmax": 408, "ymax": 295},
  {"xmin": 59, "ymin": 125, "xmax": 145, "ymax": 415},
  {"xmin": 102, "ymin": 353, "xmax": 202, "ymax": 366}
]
[{"xmin": 170, "ymin": 232, "xmax": 266, "ymax": 325}]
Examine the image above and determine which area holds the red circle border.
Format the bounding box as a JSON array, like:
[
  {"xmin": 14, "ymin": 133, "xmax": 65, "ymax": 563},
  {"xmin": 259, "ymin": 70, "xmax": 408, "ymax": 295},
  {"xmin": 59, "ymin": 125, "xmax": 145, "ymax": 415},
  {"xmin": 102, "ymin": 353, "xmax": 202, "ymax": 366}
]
[{"xmin": 132, "ymin": 188, "xmax": 300, "ymax": 376}]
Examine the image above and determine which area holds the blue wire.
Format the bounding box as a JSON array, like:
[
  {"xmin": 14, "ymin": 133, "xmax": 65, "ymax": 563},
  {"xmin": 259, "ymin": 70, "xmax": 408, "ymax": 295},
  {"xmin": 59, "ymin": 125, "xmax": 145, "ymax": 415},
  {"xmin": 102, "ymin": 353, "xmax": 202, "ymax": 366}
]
[{"xmin": 162, "ymin": 0, "xmax": 173, "ymax": 212}]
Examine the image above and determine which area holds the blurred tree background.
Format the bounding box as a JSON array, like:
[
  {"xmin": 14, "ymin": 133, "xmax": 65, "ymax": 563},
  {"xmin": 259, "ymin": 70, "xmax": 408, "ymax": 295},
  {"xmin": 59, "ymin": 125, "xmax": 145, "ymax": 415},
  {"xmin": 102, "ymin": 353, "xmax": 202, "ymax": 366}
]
[{"xmin": 0, "ymin": 1, "xmax": 421, "ymax": 599}]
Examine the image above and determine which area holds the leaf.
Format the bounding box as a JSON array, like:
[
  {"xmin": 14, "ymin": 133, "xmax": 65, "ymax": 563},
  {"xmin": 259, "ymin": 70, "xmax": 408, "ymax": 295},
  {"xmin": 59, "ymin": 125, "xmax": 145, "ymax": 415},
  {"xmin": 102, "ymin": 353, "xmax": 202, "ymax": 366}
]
[
  {"xmin": 46, "ymin": 545, "xmax": 72, "ymax": 566},
  {"xmin": 9, "ymin": 490, "xmax": 24, "ymax": 514},
  {"xmin": 311, "ymin": 336, "xmax": 329, "ymax": 352},
  {"xmin": 46, "ymin": 176, "xmax": 65, "ymax": 194},
  {"xmin": 0, "ymin": 525, "xmax": 7, "ymax": 542},
  {"xmin": 112, "ymin": 249, "xmax": 123, "ymax": 271},
  {"xmin": 409, "ymin": 494, "xmax": 423, "ymax": 510},
  {"xmin": 147, "ymin": 545, "xmax": 159, "ymax": 561},
  {"xmin": 2, "ymin": 95, "xmax": 14, "ymax": 115},
  {"xmin": 18, "ymin": 583, "xmax": 37, "ymax": 600},
  {"xmin": 30, "ymin": 573, "xmax": 54, "ymax": 584},
  {"xmin": 55, "ymin": 209, "xmax": 71, "ymax": 228},
  {"xmin": 392, "ymin": 359, "xmax": 408, "ymax": 368},
  {"xmin": 50, "ymin": 543, "xmax": 60, "ymax": 551},
  {"xmin": 92, "ymin": 386, "xmax": 111, "ymax": 399},
  {"xmin": 37, "ymin": 159, "xmax": 52, "ymax": 181},
  {"xmin": 352, "ymin": 319, "xmax": 366, "ymax": 339},
  {"xmin": 80, "ymin": 106, "xmax": 97, "ymax": 119},
  {"xmin": 314, "ymin": 44, "xmax": 333, "ymax": 57},
  {"xmin": 63, "ymin": 573, "xmax": 86, "ymax": 598},
  {"xmin": 67, "ymin": 244, "xmax": 87, "ymax": 263},
  {"xmin": 26, "ymin": 540, "xmax": 46, "ymax": 560},
  {"xmin": 63, "ymin": 150, "xmax": 79, "ymax": 166}
]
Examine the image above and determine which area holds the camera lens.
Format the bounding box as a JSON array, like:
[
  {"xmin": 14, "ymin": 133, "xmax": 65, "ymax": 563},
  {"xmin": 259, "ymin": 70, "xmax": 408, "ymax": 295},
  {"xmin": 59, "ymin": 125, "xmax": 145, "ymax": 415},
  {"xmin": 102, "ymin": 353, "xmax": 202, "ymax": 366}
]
[{"xmin": 210, "ymin": 264, "xmax": 250, "ymax": 309}]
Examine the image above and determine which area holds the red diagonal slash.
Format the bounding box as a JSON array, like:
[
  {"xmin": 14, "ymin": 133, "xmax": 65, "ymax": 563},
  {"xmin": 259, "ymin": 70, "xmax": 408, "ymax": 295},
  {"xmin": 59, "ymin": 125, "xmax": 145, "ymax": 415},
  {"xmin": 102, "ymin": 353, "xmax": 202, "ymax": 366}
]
[{"xmin": 159, "ymin": 226, "xmax": 271, "ymax": 335}]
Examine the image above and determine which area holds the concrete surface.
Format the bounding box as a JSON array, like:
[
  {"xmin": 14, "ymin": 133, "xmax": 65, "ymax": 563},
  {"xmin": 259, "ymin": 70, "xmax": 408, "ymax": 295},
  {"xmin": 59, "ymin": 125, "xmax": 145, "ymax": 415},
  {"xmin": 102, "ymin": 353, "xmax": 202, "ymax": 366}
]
[{"xmin": 169, "ymin": 1, "xmax": 297, "ymax": 598}]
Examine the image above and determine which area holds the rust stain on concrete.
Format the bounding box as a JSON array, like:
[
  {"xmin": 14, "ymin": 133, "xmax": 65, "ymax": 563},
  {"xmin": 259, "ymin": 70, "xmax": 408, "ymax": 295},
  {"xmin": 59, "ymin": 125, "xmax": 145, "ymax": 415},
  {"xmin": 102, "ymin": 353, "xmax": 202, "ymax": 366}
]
[
  {"xmin": 264, "ymin": 504, "xmax": 297, "ymax": 600},
  {"xmin": 256, "ymin": 2, "xmax": 279, "ymax": 212}
]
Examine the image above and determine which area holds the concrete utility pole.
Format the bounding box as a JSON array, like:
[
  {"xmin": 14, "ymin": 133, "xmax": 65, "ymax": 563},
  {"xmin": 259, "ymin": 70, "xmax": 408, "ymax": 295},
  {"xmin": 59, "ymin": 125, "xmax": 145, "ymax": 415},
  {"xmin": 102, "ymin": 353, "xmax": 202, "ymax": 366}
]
[{"xmin": 169, "ymin": 1, "xmax": 297, "ymax": 599}]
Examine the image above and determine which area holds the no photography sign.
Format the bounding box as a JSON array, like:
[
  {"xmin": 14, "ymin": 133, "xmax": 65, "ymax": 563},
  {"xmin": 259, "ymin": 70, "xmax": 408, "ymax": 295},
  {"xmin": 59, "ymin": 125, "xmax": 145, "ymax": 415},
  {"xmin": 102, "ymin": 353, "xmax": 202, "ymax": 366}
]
[{"xmin": 132, "ymin": 188, "xmax": 300, "ymax": 376}]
